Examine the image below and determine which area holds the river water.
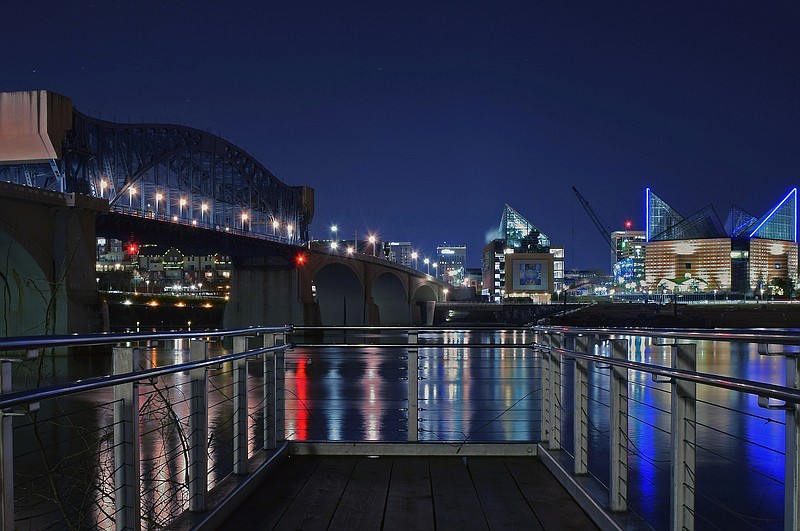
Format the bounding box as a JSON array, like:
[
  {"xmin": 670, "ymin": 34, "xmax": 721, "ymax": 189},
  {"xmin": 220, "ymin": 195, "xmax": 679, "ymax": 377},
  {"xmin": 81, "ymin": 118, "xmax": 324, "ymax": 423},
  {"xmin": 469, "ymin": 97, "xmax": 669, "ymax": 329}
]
[{"xmin": 9, "ymin": 329, "xmax": 794, "ymax": 530}]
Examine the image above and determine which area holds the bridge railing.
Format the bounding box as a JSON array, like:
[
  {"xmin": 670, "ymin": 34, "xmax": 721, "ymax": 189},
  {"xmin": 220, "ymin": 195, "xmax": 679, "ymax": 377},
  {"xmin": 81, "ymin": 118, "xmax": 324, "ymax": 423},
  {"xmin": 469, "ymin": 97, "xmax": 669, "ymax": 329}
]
[{"xmin": 2, "ymin": 326, "xmax": 800, "ymax": 530}]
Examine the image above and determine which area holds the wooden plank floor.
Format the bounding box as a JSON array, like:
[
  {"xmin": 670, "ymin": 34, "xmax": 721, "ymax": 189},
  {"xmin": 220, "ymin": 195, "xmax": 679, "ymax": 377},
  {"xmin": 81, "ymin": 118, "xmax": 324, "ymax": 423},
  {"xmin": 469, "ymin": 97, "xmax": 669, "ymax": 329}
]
[{"xmin": 218, "ymin": 456, "xmax": 599, "ymax": 531}]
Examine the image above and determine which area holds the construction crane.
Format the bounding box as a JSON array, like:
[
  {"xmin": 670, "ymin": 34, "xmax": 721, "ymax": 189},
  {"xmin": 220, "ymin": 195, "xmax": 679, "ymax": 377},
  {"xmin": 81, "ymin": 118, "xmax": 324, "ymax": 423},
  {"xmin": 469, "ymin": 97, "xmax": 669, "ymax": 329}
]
[{"xmin": 572, "ymin": 186, "xmax": 616, "ymax": 252}]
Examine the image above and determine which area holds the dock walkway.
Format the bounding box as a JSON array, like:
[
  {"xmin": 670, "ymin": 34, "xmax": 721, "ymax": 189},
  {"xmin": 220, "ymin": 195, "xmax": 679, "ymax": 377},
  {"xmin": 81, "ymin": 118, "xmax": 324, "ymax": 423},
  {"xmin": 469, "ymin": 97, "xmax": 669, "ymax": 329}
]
[{"xmin": 218, "ymin": 455, "xmax": 598, "ymax": 531}]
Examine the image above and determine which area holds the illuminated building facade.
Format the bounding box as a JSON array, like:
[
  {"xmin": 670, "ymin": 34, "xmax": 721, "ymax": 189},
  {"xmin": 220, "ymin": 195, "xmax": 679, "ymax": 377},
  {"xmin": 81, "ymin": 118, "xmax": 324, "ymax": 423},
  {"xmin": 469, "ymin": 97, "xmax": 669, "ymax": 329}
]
[
  {"xmin": 436, "ymin": 244, "xmax": 466, "ymax": 284},
  {"xmin": 611, "ymin": 229, "xmax": 646, "ymax": 289},
  {"xmin": 481, "ymin": 204, "xmax": 559, "ymax": 302},
  {"xmin": 644, "ymin": 188, "xmax": 798, "ymax": 294},
  {"xmin": 387, "ymin": 241, "xmax": 413, "ymax": 268}
]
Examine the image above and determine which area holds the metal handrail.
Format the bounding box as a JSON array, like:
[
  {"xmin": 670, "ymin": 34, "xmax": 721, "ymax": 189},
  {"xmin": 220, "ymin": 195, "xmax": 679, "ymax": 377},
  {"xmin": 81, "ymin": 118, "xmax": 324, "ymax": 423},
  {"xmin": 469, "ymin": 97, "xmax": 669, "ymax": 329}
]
[
  {"xmin": 0, "ymin": 343, "xmax": 288, "ymax": 410},
  {"xmin": 0, "ymin": 325, "xmax": 292, "ymax": 351},
  {"xmin": 542, "ymin": 343, "xmax": 800, "ymax": 404},
  {"xmin": 535, "ymin": 324, "xmax": 800, "ymax": 344}
]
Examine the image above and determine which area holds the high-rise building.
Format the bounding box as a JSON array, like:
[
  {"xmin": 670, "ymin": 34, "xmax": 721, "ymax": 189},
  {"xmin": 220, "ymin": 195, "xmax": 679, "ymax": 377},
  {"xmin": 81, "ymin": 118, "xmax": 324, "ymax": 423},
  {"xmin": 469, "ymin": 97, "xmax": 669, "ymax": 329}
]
[
  {"xmin": 643, "ymin": 188, "xmax": 798, "ymax": 295},
  {"xmin": 611, "ymin": 229, "xmax": 646, "ymax": 289},
  {"xmin": 387, "ymin": 242, "xmax": 413, "ymax": 268},
  {"xmin": 436, "ymin": 244, "xmax": 466, "ymax": 285},
  {"xmin": 481, "ymin": 204, "xmax": 563, "ymax": 302}
]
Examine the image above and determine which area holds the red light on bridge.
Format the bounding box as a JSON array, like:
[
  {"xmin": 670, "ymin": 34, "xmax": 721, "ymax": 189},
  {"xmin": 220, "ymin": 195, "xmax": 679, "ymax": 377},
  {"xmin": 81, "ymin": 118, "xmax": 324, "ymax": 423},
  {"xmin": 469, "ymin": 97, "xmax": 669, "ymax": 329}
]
[
  {"xmin": 295, "ymin": 254, "xmax": 306, "ymax": 266},
  {"xmin": 128, "ymin": 243, "xmax": 139, "ymax": 255},
  {"xmin": 624, "ymin": 220, "xmax": 633, "ymax": 229}
]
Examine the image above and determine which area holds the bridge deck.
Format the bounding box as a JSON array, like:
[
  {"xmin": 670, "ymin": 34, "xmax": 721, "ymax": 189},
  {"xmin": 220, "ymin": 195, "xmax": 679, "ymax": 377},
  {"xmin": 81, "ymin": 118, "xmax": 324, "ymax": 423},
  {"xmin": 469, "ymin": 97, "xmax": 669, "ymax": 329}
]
[{"xmin": 217, "ymin": 455, "xmax": 598, "ymax": 531}]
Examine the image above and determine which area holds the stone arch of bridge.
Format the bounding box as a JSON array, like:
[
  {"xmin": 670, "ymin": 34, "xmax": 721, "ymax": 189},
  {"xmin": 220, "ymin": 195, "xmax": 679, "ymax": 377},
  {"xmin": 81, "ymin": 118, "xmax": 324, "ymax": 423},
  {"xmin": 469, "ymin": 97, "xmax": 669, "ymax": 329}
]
[
  {"xmin": 371, "ymin": 271, "xmax": 410, "ymax": 325},
  {"xmin": 312, "ymin": 262, "xmax": 366, "ymax": 326}
]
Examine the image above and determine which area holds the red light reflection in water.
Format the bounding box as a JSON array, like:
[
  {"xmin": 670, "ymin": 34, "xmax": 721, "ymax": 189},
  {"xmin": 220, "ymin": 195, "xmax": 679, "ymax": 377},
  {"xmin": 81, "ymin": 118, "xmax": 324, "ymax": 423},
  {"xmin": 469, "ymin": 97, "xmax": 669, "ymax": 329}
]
[{"xmin": 292, "ymin": 359, "xmax": 309, "ymax": 440}]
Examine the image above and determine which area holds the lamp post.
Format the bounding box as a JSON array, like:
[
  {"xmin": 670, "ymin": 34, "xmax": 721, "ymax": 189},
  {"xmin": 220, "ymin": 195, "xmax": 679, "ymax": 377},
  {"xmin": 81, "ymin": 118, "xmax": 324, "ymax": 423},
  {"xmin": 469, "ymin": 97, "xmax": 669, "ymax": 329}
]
[
  {"xmin": 180, "ymin": 198, "xmax": 187, "ymax": 219},
  {"xmin": 368, "ymin": 235, "xmax": 376, "ymax": 257},
  {"xmin": 443, "ymin": 288, "xmax": 449, "ymax": 301},
  {"xmin": 155, "ymin": 192, "xmax": 163, "ymax": 217},
  {"xmin": 432, "ymin": 262, "xmax": 438, "ymax": 278},
  {"xmin": 272, "ymin": 219, "xmax": 279, "ymax": 237},
  {"xmin": 287, "ymin": 223, "xmax": 293, "ymax": 241},
  {"xmin": 331, "ymin": 224, "xmax": 338, "ymax": 244},
  {"xmin": 411, "ymin": 252, "xmax": 418, "ymax": 270},
  {"xmin": 128, "ymin": 186, "xmax": 136, "ymax": 210},
  {"xmin": 100, "ymin": 179, "xmax": 108, "ymax": 198},
  {"xmin": 242, "ymin": 212, "xmax": 249, "ymax": 231},
  {"xmin": 424, "ymin": 258, "xmax": 430, "ymax": 274},
  {"xmin": 201, "ymin": 203, "xmax": 208, "ymax": 224}
]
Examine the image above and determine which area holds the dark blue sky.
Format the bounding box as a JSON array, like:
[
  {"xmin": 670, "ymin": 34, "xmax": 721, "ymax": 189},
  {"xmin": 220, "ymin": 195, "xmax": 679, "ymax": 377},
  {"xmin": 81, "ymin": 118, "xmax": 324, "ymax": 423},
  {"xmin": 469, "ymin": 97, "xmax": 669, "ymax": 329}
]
[{"xmin": 3, "ymin": 2, "xmax": 798, "ymax": 270}]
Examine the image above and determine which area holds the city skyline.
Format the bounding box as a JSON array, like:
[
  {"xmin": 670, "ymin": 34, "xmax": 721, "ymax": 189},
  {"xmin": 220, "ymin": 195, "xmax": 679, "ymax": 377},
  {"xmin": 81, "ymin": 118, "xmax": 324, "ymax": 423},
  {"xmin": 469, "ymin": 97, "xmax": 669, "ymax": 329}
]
[{"xmin": 2, "ymin": 2, "xmax": 797, "ymax": 270}]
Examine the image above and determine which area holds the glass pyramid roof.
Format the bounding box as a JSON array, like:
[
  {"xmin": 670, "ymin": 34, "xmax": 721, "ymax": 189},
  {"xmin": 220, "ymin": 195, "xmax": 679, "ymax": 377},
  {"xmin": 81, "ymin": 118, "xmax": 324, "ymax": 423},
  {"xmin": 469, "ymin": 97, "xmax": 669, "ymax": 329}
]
[
  {"xmin": 748, "ymin": 188, "xmax": 797, "ymax": 242},
  {"xmin": 498, "ymin": 204, "xmax": 550, "ymax": 250}
]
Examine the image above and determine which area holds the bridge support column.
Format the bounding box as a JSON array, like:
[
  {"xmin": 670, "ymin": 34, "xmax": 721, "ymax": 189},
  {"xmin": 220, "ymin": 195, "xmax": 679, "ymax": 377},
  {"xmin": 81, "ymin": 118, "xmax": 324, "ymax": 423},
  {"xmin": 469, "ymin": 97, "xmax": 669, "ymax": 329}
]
[{"xmin": 224, "ymin": 257, "xmax": 305, "ymax": 327}]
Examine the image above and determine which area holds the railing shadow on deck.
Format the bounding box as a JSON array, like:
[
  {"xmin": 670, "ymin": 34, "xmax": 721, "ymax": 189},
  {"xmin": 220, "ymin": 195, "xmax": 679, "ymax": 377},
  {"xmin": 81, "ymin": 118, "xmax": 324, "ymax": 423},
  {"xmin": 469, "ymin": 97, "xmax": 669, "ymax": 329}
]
[{"xmin": 0, "ymin": 325, "xmax": 799, "ymax": 530}]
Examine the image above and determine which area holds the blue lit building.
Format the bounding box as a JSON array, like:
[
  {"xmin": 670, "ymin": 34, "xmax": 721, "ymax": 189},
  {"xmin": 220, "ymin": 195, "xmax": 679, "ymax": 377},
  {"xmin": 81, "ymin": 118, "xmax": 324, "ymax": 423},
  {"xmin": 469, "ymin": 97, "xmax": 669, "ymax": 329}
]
[{"xmin": 644, "ymin": 188, "xmax": 798, "ymax": 295}]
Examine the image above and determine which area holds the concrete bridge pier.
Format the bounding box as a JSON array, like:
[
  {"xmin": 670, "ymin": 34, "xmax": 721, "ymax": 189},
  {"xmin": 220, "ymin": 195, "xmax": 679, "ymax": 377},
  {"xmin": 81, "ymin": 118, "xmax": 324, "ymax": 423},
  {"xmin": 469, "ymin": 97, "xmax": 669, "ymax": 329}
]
[
  {"xmin": 223, "ymin": 256, "xmax": 309, "ymax": 328},
  {"xmin": 0, "ymin": 183, "xmax": 106, "ymax": 336}
]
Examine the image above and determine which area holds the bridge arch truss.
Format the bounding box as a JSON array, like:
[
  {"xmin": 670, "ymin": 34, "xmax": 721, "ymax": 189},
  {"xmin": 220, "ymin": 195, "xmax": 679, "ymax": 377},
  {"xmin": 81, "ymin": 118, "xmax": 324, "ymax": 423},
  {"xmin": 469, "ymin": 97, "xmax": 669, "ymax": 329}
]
[{"xmin": 0, "ymin": 107, "xmax": 311, "ymax": 245}]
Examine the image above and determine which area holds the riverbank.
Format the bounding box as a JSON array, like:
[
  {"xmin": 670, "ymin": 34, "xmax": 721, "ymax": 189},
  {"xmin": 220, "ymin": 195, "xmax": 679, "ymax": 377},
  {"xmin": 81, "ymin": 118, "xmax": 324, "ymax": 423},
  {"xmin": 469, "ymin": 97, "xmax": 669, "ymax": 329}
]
[{"xmin": 548, "ymin": 301, "xmax": 800, "ymax": 329}]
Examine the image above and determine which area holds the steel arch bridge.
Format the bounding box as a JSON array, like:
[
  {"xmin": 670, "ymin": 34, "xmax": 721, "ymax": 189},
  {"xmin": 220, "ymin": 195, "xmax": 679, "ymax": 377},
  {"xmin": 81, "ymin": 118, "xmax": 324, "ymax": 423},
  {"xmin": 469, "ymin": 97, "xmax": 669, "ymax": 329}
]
[{"xmin": 0, "ymin": 90, "xmax": 312, "ymax": 244}]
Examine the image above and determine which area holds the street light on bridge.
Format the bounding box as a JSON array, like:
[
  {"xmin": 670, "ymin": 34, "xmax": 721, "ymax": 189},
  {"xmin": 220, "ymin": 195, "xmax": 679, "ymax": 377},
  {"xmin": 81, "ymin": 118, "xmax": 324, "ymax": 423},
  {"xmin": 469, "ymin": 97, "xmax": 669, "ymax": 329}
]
[
  {"xmin": 128, "ymin": 186, "xmax": 136, "ymax": 210},
  {"xmin": 368, "ymin": 235, "xmax": 377, "ymax": 256},
  {"xmin": 411, "ymin": 251, "xmax": 418, "ymax": 270},
  {"xmin": 155, "ymin": 192, "xmax": 163, "ymax": 216},
  {"xmin": 201, "ymin": 203, "xmax": 208, "ymax": 223},
  {"xmin": 331, "ymin": 224, "xmax": 338, "ymax": 244},
  {"xmin": 443, "ymin": 288, "xmax": 449, "ymax": 301},
  {"xmin": 424, "ymin": 257, "xmax": 430, "ymax": 274},
  {"xmin": 242, "ymin": 212, "xmax": 249, "ymax": 230},
  {"xmin": 100, "ymin": 179, "xmax": 108, "ymax": 198},
  {"xmin": 179, "ymin": 198, "xmax": 187, "ymax": 219},
  {"xmin": 287, "ymin": 223, "xmax": 294, "ymax": 241},
  {"xmin": 346, "ymin": 246, "xmax": 354, "ymax": 255}
]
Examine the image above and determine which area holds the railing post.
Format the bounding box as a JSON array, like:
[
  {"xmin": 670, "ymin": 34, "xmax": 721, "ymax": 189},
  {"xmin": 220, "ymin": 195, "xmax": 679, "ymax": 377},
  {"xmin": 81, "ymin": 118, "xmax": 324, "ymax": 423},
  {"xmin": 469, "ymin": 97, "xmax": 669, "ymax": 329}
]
[
  {"xmin": 232, "ymin": 336, "xmax": 248, "ymax": 475},
  {"xmin": 671, "ymin": 343, "xmax": 696, "ymax": 530},
  {"xmin": 275, "ymin": 332, "xmax": 285, "ymax": 443},
  {"xmin": 262, "ymin": 333, "xmax": 277, "ymax": 450},
  {"xmin": 113, "ymin": 347, "xmax": 141, "ymax": 531},
  {"xmin": 785, "ymin": 354, "xmax": 799, "ymax": 531},
  {"xmin": 609, "ymin": 338, "xmax": 629, "ymax": 512},
  {"xmin": 573, "ymin": 335, "xmax": 592, "ymax": 476},
  {"xmin": 540, "ymin": 331, "xmax": 552, "ymax": 445},
  {"xmin": 408, "ymin": 330, "xmax": 419, "ymax": 442},
  {"xmin": 0, "ymin": 361, "xmax": 14, "ymax": 531},
  {"xmin": 188, "ymin": 340, "xmax": 208, "ymax": 512}
]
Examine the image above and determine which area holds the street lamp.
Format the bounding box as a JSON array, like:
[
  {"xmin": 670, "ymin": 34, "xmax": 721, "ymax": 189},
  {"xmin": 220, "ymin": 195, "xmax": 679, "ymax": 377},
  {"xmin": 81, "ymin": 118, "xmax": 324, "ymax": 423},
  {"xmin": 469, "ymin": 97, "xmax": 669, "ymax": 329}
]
[
  {"xmin": 179, "ymin": 198, "xmax": 187, "ymax": 218},
  {"xmin": 287, "ymin": 223, "xmax": 293, "ymax": 240},
  {"xmin": 129, "ymin": 186, "xmax": 137, "ymax": 209},
  {"xmin": 331, "ymin": 224, "xmax": 338, "ymax": 244},
  {"xmin": 411, "ymin": 251, "xmax": 418, "ymax": 270},
  {"xmin": 242, "ymin": 212, "xmax": 249, "ymax": 230},
  {"xmin": 330, "ymin": 241, "xmax": 338, "ymax": 251},
  {"xmin": 272, "ymin": 219, "xmax": 279, "ymax": 236},
  {"xmin": 443, "ymin": 288, "xmax": 449, "ymax": 301},
  {"xmin": 424, "ymin": 258, "xmax": 430, "ymax": 274},
  {"xmin": 368, "ymin": 235, "xmax": 377, "ymax": 256},
  {"xmin": 100, "ymin": 179, "xmax": 108, "ymax": 198},
  {"xmin": 432, "ymin": 262, "xmax": 438, "ymax": 278},
  {"xmin": 201, "ymin": 203, "xmax": 208, "ymax": 224},
  {"xmin": 346, "ymin": 246, "xmax": 354, "ymax": 255},
  {"xmin": 155, "ymin": 192, "xmax": 163, "ymax": 216}
]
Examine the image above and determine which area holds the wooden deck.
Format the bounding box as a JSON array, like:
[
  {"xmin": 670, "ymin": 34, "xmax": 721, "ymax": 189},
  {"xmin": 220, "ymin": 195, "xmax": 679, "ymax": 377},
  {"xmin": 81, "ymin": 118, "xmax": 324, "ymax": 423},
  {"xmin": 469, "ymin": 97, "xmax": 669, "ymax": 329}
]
[{"xmin": 217, "ymin": 455, "xmax": 599, "ymax": 531}]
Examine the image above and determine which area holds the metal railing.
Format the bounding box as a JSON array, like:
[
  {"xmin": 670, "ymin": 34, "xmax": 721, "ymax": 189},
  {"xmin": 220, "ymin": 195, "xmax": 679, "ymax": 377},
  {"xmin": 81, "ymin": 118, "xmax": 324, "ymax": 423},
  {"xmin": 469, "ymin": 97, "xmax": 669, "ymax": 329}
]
[
  {"xmin": 533, "ymin": 325, "xmax": 800, "ymax": 531},
  {"xmin": 0, "ymin": 327, "xmax": 291, "ymax": 531},
  {"xmin": 1, "ymin": 325, "xmax": 799, "ymax": 530}
]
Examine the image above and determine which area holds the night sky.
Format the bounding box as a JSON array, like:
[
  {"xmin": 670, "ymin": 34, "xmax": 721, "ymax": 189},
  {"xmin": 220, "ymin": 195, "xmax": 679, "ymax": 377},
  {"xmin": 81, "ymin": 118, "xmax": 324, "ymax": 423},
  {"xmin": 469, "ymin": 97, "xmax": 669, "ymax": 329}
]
[{"xmin": 3, "ymin": 2, "xmax": 798, "ymax": 271}]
